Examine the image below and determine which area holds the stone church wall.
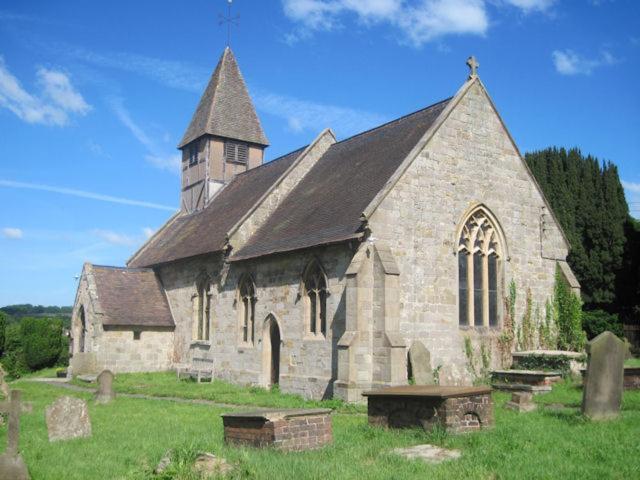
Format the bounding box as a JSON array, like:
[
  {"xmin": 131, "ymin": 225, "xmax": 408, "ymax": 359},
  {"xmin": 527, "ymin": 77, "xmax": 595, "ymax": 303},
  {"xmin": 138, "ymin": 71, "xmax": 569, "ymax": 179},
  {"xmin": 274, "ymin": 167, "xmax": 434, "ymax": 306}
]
[
  {"xmin": 369, "ymin": 82, "xmax": 569, "ymax": 385},
  {"xmin": 94, "ymin": 327, "xmax": 174, "ymax": 373},
  {"xmin": 158, "ymin": 244, "xmax": 353, "ymax": 400}
]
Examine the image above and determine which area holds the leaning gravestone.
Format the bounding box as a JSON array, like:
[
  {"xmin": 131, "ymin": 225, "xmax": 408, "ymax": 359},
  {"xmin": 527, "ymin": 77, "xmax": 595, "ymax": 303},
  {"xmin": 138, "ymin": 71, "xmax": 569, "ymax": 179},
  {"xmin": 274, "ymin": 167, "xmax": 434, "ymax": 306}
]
[
  {"xmin": 0, "ymin": 390, "xmax": 30, "ymax": 480},
  {"xmin": 408, "ymin": 342, "xmax": 434, "ymax": 385},
  {"xmin": 95, "ymin": 370, "xmax": 115, "ymax": 404},
  {"xmin": 0, "ymin": 365, "xmax": 10, "ymax": 399},
  {"xmin": 581, "ymin": 331, "xmax": 625, "ymax": 420},
  {"xmin": 45, "ymin": 396, "xmax": 92, "ymax": 442}
]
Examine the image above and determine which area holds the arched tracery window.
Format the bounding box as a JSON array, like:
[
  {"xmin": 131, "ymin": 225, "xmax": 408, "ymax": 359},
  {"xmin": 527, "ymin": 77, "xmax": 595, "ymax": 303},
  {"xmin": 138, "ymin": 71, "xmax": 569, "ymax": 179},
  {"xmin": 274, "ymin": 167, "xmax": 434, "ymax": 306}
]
[
  {"xmin": 193, "ymin": 276, "xmax": 212, "ymax": 341},
  {"xmin": 238, "ymin": 275, "xmax": 256, "ymax": 345},
  {"xmin": 458, "ymin": 208, "xmax": 503, "ymax": 327},
  {"xmin": 78, "ymin": 306, "xmax": 86, "ymax": 353},
  {"xmin": 303, "ymin": 261, "xmax": 328, "ymax": 337}
]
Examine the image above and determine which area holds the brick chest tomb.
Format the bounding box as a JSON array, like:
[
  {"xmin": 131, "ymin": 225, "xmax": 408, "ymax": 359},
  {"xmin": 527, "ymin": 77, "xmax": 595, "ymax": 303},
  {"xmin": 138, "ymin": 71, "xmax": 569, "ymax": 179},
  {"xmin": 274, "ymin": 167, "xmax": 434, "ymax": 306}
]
[
  {"xmin": 221, "ymin": 408, "xmax": 332, "ymax": 451},
  {"xmin": 363, "ymin": 386, "xmax": 493, "ymax": 434}
]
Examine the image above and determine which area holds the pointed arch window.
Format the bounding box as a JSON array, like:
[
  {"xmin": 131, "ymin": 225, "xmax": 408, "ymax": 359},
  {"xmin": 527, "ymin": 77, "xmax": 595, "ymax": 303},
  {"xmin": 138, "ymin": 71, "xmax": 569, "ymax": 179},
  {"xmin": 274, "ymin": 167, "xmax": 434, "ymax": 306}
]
[
  {"xmin": 458, "ymin": 208, "xmax": 503, "ymax": 327},
  {"xmin": 238, "ymin": 275, "xmax": 256, "ymax": 345},
  {"xmin": 193, "ymin": 276, "xmax": 212, "ymax": 342},
  {"xmin": 303, "ymin": 261, "xmax": 328, "ymax": 337}
]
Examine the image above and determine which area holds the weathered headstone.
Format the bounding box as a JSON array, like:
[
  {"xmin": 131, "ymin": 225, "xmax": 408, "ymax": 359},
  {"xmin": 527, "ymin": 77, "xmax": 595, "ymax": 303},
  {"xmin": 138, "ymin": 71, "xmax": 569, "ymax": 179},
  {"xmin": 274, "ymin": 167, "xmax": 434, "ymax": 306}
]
[
  {"xmin": 581, "ymin": 331, "xmax": 625, "ymax": 420},
  {"xmin": 408, "ymin": 342, "xmax": 434, "ymax": 385},
  {"xmin": 0, "ymin": 390, "xmax": 30, "ymax": 480},
  {"xmin": 95, "ymin": 370, "xmax": 115, "ymax": 404},
  {"xmin": 505, "ymin": 391, "xmax": 536, "ymax": 412},
  {"xmin": 45, "ymin": 396, "xmax": 92, "ymax": 442}
]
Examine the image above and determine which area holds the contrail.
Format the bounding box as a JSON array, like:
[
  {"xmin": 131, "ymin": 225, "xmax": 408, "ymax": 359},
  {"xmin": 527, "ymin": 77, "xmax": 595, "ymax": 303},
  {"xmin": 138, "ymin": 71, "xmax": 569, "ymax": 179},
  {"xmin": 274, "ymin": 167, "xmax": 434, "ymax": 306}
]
[{"xmin": 0, "ymin": 180, "xmax": 176, "ymax": 212}]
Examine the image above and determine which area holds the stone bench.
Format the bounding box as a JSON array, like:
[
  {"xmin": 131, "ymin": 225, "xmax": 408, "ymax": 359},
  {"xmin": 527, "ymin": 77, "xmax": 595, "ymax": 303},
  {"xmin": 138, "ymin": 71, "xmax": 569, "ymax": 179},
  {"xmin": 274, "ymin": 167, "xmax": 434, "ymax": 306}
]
[
  {"xmin": 363, "ymin": 385, "xmax": 493, "ymax": 434},
  {"xmin": 221, "ymin": 408, "xmax": 332, "ymax": 452},
  {"xmin": 491, "ymin": 369, "xmax": 562, "ymax": 394},
  {"xmin": 580, "ymin": 367, "xmax": 640, "ymax": 390},
  {"xmin": 176, "ymin": 357, "xmax": 214, "ymax": 383}
]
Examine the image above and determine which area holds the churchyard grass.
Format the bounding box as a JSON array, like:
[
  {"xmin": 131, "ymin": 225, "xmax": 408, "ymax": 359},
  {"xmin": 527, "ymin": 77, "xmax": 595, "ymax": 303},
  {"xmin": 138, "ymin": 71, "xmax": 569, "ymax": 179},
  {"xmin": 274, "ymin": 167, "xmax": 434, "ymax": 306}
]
[
  {"xmin": 1, "ymin": 379, "xmax": 639, "ymax": 479},
  {"xmin": 71, "ymin": 371, "xmax": 365, "ymax": 413},
  {"xmin": 625, "ymin": 357, "xmax": 640, "ymax": 367}
]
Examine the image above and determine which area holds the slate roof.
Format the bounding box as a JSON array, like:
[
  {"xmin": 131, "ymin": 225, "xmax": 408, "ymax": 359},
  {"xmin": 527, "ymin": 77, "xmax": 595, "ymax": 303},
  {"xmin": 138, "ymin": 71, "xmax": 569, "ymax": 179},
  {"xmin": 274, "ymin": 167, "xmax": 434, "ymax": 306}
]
[
  {"xmin": 91, "ymin": 265, "xmax": 174, "ymax": 327},
  {"xmin": 231, "ymin": 98, "xmax": 451, "ymax": 261},
  {"xmin": 178, "ymin": 47, "xmax": 268, "ymax": 148},
  {"xmin": 128, "ymin": 147, "xmax": 306, "ymax": 267}
]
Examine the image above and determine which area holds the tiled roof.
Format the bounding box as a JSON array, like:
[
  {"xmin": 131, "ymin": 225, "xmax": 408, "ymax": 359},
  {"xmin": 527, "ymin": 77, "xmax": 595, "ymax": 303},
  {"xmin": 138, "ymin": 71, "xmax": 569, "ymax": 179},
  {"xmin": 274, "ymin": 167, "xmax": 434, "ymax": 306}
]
[
  {"xmin": 128, "ymin": 147, "xmax": 305, "ymax": 267},
  {"xmin": 178, "ymin": 47, "xmax": 268, "ymax": 148},
  {"xmin": 91, "ymin": 265, "xmax": 174, "ymax": 327},
  {"xmin": 231, "ymin": 98, "xmax": 451, "ymax": 261}
]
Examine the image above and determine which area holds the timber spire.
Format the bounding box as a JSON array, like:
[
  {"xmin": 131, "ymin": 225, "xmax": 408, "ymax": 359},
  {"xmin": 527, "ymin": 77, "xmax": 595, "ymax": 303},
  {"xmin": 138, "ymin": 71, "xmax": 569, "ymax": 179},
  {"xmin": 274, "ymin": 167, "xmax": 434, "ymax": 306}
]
[{"xmin": 178, "ymin": 47, "xmax": 268, "ymax": 148}]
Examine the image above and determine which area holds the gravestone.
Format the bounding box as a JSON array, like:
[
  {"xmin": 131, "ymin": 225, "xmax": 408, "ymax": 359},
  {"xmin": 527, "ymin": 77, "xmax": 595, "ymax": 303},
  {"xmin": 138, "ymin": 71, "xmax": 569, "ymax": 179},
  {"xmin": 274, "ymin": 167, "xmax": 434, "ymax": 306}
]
[
  {"xmin": 95, "ymin": 370, "xmax": 115, "ymax": 404},
  {"xmin": 392, "ymin": 444, "xmax": 461, "ymax": 464},
  {"xmin": 0, "ymin": 390, "xmax": 30, "ymax": 480},
  {"xmin": 505, "ymin": 391, "xmax": 536, "ymax": 412},
  {"xmin": 45, "ymin": 396, "xmax": 92, "ymax": 442},
  {"xmin": 581, "ymin": 331, "xmax": 625, "ymax": 420},
  {"xmin": 408, "ymin": 342, "xmax": 434, "ymax": 385}
]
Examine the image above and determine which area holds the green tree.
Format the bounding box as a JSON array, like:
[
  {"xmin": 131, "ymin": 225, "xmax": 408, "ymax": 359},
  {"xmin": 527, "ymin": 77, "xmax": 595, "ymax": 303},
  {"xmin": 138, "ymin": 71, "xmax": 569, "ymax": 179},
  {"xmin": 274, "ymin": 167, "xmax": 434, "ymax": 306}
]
[
  {"xmin": 20, "ymin": 317, "xmax": 64, "ymax": 371},
  {"xmin": 0, "ymin": 311, "xmax": 6, "ymax": 357}
]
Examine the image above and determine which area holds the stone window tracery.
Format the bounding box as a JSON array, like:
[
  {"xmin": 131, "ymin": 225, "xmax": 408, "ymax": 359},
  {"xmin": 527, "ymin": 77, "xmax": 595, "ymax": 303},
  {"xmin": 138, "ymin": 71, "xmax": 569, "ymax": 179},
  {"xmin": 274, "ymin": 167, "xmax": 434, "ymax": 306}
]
[
  {"xmin": 458, "ymin": 208, "xmax": 503, "ymax": 327},
  {"xmin": 303, "ymin": 261, "xmax": 328, "ymax": 337},
  {"xmin": 193, "ymin": 276, "xmax": 211, "ymax": 342},
  {"xmin": 238, "ymin": 275, "xmax": 256, "ymax": 345}
]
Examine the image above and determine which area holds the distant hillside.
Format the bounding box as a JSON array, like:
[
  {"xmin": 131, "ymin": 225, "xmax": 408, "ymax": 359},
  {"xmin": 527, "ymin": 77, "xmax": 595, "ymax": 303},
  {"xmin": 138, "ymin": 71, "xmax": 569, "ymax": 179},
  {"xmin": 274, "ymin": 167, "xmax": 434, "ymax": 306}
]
[{"xmin": 0, "ymin": 304, "xmax": 73, "ymax": 322}]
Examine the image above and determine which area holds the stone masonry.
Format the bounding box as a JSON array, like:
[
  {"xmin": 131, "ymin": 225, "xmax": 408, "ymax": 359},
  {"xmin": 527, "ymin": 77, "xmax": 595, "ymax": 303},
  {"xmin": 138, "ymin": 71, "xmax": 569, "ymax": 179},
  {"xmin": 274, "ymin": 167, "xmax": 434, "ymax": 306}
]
[{"xmin": 222, "ymin": 409, "xmax": 332, "ymax": 451}]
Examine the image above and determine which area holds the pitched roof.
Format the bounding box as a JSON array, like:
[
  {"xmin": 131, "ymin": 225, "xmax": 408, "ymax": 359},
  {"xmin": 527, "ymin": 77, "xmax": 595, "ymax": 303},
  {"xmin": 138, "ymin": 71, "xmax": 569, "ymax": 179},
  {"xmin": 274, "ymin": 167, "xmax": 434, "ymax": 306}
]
[
  {"xmin": 128, "ymin": 147, "xmax": 305, "ymax": 267},
  {"xmin": 90, "ymin": 265, "xmax": 174, "ymax": 327},
  {"xmin": 231, "ymin": 99, "xmax": 451, "ymax": 261},
  {"xmin": 178, "ymin": 47, "xmax": 268, "ymax": 148}
]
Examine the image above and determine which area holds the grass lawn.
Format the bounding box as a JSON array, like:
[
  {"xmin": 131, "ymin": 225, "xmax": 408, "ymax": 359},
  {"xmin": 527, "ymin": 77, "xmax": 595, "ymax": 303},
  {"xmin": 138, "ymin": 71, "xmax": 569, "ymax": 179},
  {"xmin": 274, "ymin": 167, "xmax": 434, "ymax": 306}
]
[
  {"xmin": 1, "ymin": 377, "xmax": 639, "ymax": 479},
  {"xmin": 71, "ymin": 372, "xmax": 365, "ymax": 413},
  {"xmin": 625, "ymin": 357, "xmax": 640, "ymax": 367}
]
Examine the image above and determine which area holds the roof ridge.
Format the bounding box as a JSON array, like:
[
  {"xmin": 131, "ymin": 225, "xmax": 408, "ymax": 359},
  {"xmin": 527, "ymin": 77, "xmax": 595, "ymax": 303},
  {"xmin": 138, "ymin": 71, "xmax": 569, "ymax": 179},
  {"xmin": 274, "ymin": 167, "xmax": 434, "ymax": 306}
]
[
  {"xmin": 92, "ymin": 264, "xmax": 152, "ymax": 272},
  {"xmin": 333, "ymin": 97, "xmax": 452, "ymax": 146},
  {"xmin": 234, "ymin": 145, "xmax": 309, "ymax": 178}
]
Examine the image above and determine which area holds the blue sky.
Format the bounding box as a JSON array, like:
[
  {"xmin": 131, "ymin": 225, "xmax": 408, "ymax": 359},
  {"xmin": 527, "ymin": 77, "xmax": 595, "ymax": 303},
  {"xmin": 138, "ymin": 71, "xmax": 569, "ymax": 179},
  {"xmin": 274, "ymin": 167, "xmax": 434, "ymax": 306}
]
[{"xmin": 0, "ymin": 0, "xmax": 638, "ymax": 306}]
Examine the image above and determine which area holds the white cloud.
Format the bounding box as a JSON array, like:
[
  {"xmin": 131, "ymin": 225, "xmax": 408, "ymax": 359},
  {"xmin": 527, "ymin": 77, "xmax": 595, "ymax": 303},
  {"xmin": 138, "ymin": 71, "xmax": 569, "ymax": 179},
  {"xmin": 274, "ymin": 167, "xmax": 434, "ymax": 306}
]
[
  {"xmin": 552, "ymin": 49, "xmax": 618, "ymax": 75},
  {"xmin": 108, "ymin": 97, "xmax": 181, "ymax": 174},
  {"xmin": 254, "ymin": 90, "xmax": 386, "ymax": 137},
  {"xmin": 502, "ymin": 0, "xmax": 556, "ymax": 12},
  {"xmin": 0, "ymin": 56, "xmax": 90, "ymax": 125},
  {"xmin": 623, "ymin": 181, "xmax": 640, "ymax": 219},
  {"xmin": 623, "ymin": 180, "xmax": 640, "ymax": 194},
  {"xmin": 2, "ymin": 227, "xmax": 23, "ymax": 239},
  {"xmin": 92, "ymin": 229, "xmax": 137, "ymax": 246},
  {"xmin": 142, "ymin": 227, "xmax": 155, "ymax": 239},
  {"xmin": 0, "ymin": 179, "xmax": 175, "ymax": 211},
  {"xmin": 282, "ymin": 0, "xmax": 550, "ymax": 46},
  {"xmin": 37, "ymin": 68, "xmax": 91, "ymax": 114}
]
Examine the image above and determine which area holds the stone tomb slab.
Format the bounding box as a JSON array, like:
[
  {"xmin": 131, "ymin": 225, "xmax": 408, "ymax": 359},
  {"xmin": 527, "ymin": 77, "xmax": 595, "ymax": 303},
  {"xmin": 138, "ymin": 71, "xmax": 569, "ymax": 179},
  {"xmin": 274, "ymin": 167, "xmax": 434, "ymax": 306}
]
[
  {"xmin": 363, "ymin": 385, "xmax": 493, "ymax": 434},
  {"xmin": 221, "ymin": 408, "xmax": 332, "ymax": 452},
  {"xmin": 491, "ymin": 370, "xmax": 562, "ymax": 394},
  {"xmin": 392, "ymin": 444, "xmax": 461, "ymax": 464}
]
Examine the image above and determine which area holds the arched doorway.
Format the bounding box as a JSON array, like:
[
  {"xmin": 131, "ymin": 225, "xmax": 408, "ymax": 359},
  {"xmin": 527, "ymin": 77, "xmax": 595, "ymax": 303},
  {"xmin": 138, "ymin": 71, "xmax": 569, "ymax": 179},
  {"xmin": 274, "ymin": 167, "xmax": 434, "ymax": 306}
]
[{"xmin": 262, "ymin": 315, "xmax": 281, "ymax": 388}]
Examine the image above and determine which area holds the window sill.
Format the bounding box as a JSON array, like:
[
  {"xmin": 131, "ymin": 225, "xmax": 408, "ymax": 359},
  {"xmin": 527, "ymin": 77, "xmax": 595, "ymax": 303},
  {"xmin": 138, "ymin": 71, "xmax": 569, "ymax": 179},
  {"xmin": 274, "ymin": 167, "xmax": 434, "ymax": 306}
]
[
  {"xmin": 237, "ymin": 343, "xmax": 255, "ymax": 352},
  {"xmin": 190, "ymin": 340, "xmax": 211, "ymax": 348},
  {"xmin": 303, "ymin": 334, "xmax": 327, "ymax": 342},
  {"xmin": 458, "ymin": 325, "xmax": 501, "ymax": 332}
]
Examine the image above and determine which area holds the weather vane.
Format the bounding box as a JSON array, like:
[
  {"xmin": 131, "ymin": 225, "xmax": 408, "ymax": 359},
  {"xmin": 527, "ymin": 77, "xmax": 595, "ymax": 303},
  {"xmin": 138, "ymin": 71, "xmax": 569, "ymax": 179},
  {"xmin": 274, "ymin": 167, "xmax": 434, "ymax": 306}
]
[{"xmin": 219, "ymin": 0, "xmax": 240, "ymax": 47}]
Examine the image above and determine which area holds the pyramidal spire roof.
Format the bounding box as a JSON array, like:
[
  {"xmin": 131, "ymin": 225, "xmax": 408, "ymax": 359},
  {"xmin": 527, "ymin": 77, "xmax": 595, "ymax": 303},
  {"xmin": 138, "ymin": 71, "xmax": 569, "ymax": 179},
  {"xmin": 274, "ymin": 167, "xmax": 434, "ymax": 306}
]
[{"xmin": 178, "ymin": 47, "xmax": 268, "ymax": 148}]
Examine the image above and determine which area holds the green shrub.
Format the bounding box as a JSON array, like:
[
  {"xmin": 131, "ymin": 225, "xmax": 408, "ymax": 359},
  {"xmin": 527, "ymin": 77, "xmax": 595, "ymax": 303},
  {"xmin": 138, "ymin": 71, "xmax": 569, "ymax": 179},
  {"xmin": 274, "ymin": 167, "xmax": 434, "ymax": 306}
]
[
  {"xmin": 2, "ymin": 323, "xmax": 27, "ymax": 378},
  {"xmin": 0, "ymin": 311, "xmax": 6, "ymax": 357},
  {"xmin": 582, "ymin": 309, "xmax": 624, "ymax": 340},
  {"xmin": 554, "ymin": 266, "xmax": 586, "ymax": 351},
  {"xmin": 20, "ymin": 317, "xmax": 63, "ymax": 371},
  {"xmin": 515, "ymin": 354, "xmax": 575, "ymax": 377},
  {"xmin": 56, "ymin": 333, "xmax": 70, "ymax": 367}
]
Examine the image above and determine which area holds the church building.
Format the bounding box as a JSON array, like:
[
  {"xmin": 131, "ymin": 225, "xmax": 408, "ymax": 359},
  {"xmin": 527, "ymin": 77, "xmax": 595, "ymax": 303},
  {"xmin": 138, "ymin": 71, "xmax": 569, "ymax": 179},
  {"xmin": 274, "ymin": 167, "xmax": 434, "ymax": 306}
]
[{"xmin": 70, "ymin": 48, "xmax": 577, "ymax": 401}]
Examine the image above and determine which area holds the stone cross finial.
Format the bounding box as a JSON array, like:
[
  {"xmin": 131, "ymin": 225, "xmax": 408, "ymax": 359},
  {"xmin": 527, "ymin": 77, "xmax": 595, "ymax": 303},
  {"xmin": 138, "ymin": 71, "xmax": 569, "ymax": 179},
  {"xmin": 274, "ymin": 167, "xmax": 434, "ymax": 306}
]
[{"xmin": 466, "ymin": 56, "xmax": 480, "ymax": 79}]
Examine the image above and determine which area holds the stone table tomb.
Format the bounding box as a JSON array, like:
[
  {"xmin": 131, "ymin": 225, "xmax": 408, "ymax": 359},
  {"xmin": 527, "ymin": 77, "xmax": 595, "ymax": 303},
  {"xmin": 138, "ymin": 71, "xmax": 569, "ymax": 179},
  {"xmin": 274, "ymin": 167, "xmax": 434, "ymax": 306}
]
[
  {"xmin": 221, "ymin": 408, "xmax": 332, "ymax": 451},
  {"xmin": 363, "ymin": 385, "xmax": 493, "ymax": 434}
]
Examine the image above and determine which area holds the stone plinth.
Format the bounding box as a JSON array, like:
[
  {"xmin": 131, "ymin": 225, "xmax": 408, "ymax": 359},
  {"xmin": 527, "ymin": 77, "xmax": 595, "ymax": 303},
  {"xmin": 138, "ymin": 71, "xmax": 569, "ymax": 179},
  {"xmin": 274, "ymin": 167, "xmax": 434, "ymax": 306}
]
[
  {"xmin": 511, "ymin": 350, "xmax": 585, "ymax": 376},
  {"xmin": 363, "ymin": 385, "xmax": 493, "ymax": 434},
  {"xmin": 221, "ymin": 408, "xmax": 332, "ymax": 451},
  {"xmin": 491, "ymin": 370, "xmax": 562, "ymax": 394}
]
